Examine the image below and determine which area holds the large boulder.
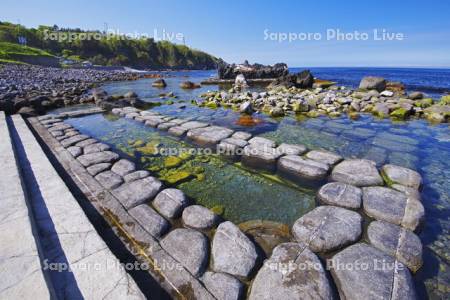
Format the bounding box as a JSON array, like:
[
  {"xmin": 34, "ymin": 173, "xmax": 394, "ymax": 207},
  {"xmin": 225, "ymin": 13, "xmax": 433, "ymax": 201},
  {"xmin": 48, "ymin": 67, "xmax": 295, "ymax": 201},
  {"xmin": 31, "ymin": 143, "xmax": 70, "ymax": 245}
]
[
  {"xmin": 330, "ymin": 243, "xmax": 417, "ymax": 299},
  {"xmin": 317, "ymin": 182, "xmax": 362, "ymax": 209},
  {"xmin": 218, "ymin": 61, "xmax": 288, "ymax": 79},
  {"xmin": 331, "ymin": 159, "xmax": 383, "ymax": 187},
  {"xmin": 201, "ymin": 272, "xmax": 243, "ymax": 300},
  {"xmin": 363, "ymin": 186, "xmax": 424, "ymax": 231},
  {"xmin": 367, "ymin": 221, "xmax": 423, "ymax": 272},
  {"xmin": 381, "ymin": 164, "xmax": 422, "ymax": 190},
  {"xmin": 292, "ymin": 206, "xmax": 363, "ymax": 252},
  {"xmin": 212, "ymin": 221, "xmax": 259, "ymax": 279},
  {"xmin": 268, "ymin": 70, "xmax": 314, "ymax": 89},
  {"xmin": 359, "ymin": 76, "xmax": 387, "ymax": 92},
  {"xmin": 112, "ymin": 177, "xmax": 162, "ymax": 209},
  {"xmin": 160, "ymin": 228, "xmax": 209, "ymax": 277},
  {"xmin": 249, "ymin": 243, "xmax": 333, "ymax": 300}
]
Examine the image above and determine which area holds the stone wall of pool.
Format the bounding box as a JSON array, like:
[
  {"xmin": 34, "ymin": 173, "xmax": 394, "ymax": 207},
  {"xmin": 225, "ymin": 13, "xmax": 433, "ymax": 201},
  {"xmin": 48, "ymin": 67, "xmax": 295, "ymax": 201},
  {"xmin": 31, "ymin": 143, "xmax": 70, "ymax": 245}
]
[{"xmin": 30, "ymin": 108, "xmax": 427, "ymax": 299}]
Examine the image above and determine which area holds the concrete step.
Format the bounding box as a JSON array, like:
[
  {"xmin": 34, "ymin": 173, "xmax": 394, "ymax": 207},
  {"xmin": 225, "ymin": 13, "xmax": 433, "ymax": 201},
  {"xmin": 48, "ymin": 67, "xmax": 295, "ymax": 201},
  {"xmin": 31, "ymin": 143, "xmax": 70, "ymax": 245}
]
[
  {"xmin": 0, "ymin": 111, "xmax": 50, "ymax": 298},
  {"xmin": 5, "ymin": 113, "xmax": 144, "ymax": 299}
]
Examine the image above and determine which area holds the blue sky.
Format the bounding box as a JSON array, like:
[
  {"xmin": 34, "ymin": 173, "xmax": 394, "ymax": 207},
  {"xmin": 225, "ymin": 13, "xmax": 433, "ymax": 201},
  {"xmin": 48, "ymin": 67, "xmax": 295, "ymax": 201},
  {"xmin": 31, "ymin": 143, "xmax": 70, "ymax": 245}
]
[{"xmin": 2, "ymin": 0, "xmax": 450, "ymax": 67}]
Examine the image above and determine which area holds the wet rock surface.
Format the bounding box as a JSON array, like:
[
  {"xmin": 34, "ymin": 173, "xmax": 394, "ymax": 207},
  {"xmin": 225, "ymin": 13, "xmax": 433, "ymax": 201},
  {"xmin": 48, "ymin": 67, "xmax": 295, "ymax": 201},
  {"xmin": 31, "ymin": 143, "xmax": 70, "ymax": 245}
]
[
  {"xmin": 382, "ymin": 164, "xmax": 422, "ymax": 189},
  {"xmin": 317, "ymin": 182, "xmax": 362, "ymax": 209},
  {"xmin": 161, "ymin": 228, "xmax": 209, "ymax": 277},
  {"xmin": 363, "ymin": 186, "xmax": 424, "ymax": 230},
  {"xmin": 330, "ymin": 243, "xmax": 417, "ymax": 300},
  {"xmin": 77, "ymin": 151, "xmax": 119, "ymax": 167},
  {"xmin": 331, "ymin": 159, "xmax": 383, "ymax": 186},
  {"xmin": 292, "ymin": 206, "xmax": 363, "ymax": 252},
  {"xmin": 153, "ymin": 188, "xmax": 189, "ymax": 219},
  {"xmin": 212, "ymin": 221, "xmax": 259, "ymax": 279},
  {"xmin": 367, "ymin": 220, "xmax": 423, "ymax": 272},
  {"xmin": 201, "ymin": 271, "xmax": 243, "ymax": 300},
  {"xmin": 182, "ymin": 205, "xmax": 218, "ymax": 230},
  {"xmin": 277, "ymin": 155, "xmax": 329, "ymax": 181},
  {"xmin": 128, "ymin": 204, "xmax": 170, "ymax": 238},
  {"xmin": 112, "ymin": 176, "xmax": 162, "ymax": 209},
  {"xmin": 249, "ymin": 242, "xmax": 333, "ymax": 300}
]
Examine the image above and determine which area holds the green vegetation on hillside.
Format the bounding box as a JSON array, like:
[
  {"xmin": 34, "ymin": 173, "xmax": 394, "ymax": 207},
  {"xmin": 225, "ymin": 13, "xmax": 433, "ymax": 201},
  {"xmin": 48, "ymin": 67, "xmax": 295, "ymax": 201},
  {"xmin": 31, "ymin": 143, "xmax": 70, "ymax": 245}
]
[{"xmin": 0, "ymin": 21, "xmax": 219, "ymax": 69}]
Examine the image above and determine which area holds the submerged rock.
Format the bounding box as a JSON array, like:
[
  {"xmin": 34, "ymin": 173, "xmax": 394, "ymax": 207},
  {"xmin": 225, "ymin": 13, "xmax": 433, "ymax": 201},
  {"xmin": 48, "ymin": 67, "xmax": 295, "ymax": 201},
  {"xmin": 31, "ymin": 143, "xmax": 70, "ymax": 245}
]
[
  {"xmin": 152, "ymin": 78, "xmax": 167, "ymax": 88},
  {"xmin": 292, "ymin": 205, "xmax": 362, "ymax": 252},
  {"xmin": 249, "ymin": 243, "xmax": 333, "ymax": 300},
  {"xmin": 277, "ymin": 155, "xmax": 329, "ymax": 182}
]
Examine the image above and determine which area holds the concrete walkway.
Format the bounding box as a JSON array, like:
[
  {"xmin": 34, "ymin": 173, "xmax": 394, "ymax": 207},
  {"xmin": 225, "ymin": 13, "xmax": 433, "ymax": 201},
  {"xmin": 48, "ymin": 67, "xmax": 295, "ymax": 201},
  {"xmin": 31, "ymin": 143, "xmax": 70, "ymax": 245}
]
[
  {"xmin": 0, "ymin": 112, "xmax": 144, "ymax": 299},
  {"xmin": 0, "ymin": 111, "xmax": 50, "ymax": 298}
]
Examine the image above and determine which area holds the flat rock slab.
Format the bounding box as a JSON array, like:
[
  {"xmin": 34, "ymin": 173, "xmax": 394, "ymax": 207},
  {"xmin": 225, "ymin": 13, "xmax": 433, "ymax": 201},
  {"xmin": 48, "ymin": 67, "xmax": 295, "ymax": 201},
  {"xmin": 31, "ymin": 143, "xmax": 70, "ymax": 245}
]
[
  {"xmin": 144, "ymin": 116, "xmax": 166, "ymax": 127},
  {"xmin": 182, "ymin": 205, "xmax": 218, "ymax": 230},
  {"xmin": 161, "ymin": 228, "xmax": 209, "ymax": 277},
  {"xmin": 86, "ymin": 163, "xmax": 111, "ymax": 176},
  {"xmin": 381, "ymin": 164, "xmax": 422, "ymax": 189},
  {"xmin": 157, "ymin": 122, "xmax": 177, "ymax": 130},
  {"xmin": 277, "ymin": 155, "xmax": 329, "ymax": 182},
  {"xmin": 128, "ymin": 204, "xmax": 170, "ymax": 238},
  {"xmin": 330, "ymin": 243, "xmax": 417, "ymax": 300},
  {"xmin": 201, "ymin": 271, "xmax": 243, "ymax": 300},
  {"xmin": 168, "ymin": 126, "xmax": 188, "ymax": 137},
  {"xmin": 276, "ymin": 143, "xmax": 307, "ymax": 156},
  {"xmin": 153, "ymin": 188, "xmax": 189, "ymax": 219},
  {"xmin": 248, "ymin": 136, "xmax": 276, "ymax": 148},
  {"xmin": 48, "ymin": 123, "xmax": 72, "ymax": 132},
  {"xmin": 78, "ymin": 151, "xmax": 119, "ymax": 167},
  {"xmin": 112, "ymin": 177, "xmax": 162, "ymax": 209},
  {"xmin": 242, "ymin": 145, "xmax": 282, "ymax": 172},
  {"xmin": 187, "ymin": 126, "xmax": 234, "ymax": 147},
  {"xmin": 249, "ymin": 243, "xmax": 333, "ymax": 300},
  {"xmin": 317, "ymin": 182, "xmax": 362, "ymax": 209},
  {"xmin": 305, "ymin": 149, "xmax": 343, "ymax": 166},
  {"xmin": 181, "ymin": 121, "xmax": 209, "ymax": 130},
  {"xmin": 221, "ymin": 137, "xmax": 248, "ymax": 148},
  {"xmin": 212, "ymin": 221, "xmax": 259, "ymax": 279},
  {"xmin": 75, "ymin": 138, "xmax": 97, "ymax": 148},
  {"xmin": 111, "ymin": 159, "xmax": 136, "ymax": 176},
  {"xmin": 292, "ymin": 206, "xmax": 362, "ymax": 253},
  {"xmin": 331, "ymin": 159, "xmax": 383, "ymax": 186},
  {"xmin": 95, "ymin": 170, "xmax": 124, "ymax": 190},
  {"xmin": 363, "ymin": 186, "xmax": 424, "ymax": 230},
  {"xmin": 123, "ymin": 170, "xmax": 150, "ymax": 182},
  {"xmin": 367, "ymin": 221, "xmax": 423, "ymax": 272},
  {"xmin": 67, "ymin": 146, "xmax": 82, "ymax": 157},
  {"xmin": 232, "ymin": 131, "xmax": 252, "ymax": 140},
  {"xmin": 60, "ymin": 134, "xmax": 89, "ymax": 148},
  {"xmin": 83, "ymin": 142, "xmax": 110, "ymax": 154}
]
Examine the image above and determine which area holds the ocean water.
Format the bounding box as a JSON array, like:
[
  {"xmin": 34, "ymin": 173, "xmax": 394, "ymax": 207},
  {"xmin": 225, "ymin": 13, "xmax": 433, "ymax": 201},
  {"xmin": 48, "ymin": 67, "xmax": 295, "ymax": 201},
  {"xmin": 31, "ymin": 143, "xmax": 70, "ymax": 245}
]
[
  {"xmin": 292, "ymin": 67, "xmax": 450, "ymax": 99},
  {"xmin": 58, "ymin": 67, "xmax": 449, "ymax": 298}
]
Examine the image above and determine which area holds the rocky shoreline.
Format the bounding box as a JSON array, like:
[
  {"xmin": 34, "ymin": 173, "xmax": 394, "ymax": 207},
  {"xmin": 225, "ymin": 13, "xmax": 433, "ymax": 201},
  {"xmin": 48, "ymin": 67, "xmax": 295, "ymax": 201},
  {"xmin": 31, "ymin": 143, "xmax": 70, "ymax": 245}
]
[
  {"xmin": 0, "ymin": 63, "xmax": 142, "ymax": 115},
  {"xmin": 200, "ymin": 72, "xmax": 450, "ymax": 123},
  {"xmin": 32, "ymin": 106, "xmax": 427, "ymax": 299}
]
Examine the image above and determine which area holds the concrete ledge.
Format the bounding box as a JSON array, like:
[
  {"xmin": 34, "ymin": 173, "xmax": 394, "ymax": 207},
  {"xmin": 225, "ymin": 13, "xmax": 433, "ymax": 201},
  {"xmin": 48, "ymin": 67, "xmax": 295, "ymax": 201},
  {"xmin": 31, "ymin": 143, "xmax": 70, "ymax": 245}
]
[
  {"xmin": 0, "ymin": 112, "xmax": 50, "ymax": 299},
  {"xmin": 12, "ymin": 114, "xmax": 144, "ymax": 299}
]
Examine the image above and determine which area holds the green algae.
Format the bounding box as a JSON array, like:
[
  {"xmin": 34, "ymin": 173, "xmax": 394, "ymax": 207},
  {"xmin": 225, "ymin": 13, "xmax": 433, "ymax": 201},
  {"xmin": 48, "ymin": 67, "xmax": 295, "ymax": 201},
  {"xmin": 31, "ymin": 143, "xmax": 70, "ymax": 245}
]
[{"xmin": 164, "ymin": 156, "xmax": 183, "ymax": 168}]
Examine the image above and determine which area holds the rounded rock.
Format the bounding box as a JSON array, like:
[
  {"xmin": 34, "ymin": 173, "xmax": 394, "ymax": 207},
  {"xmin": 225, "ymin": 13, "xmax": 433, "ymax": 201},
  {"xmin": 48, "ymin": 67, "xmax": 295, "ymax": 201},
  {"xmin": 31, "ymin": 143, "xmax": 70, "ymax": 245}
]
[
  {"xmin": 182, "ymin": 205, "xmax": 218, "ymax": 230},
  {"xmin": 317, "ymin": 182, "xmax": 362, "ymax": 209},
  {"xmin": 292, "ymin": 206, "xmax": 363, "ymax": 253}
]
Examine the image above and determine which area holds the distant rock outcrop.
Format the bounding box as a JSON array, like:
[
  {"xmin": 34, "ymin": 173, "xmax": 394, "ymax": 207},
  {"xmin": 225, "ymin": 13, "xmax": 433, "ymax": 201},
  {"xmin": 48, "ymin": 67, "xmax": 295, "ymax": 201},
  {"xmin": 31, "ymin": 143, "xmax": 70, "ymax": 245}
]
[
  {"xmin": 218, "ymin": 60, "xmax": 288, "ymax": 79},
  {"xmin": 268, "ymin": 70, "xmax": 314, "ymax": 89}
]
